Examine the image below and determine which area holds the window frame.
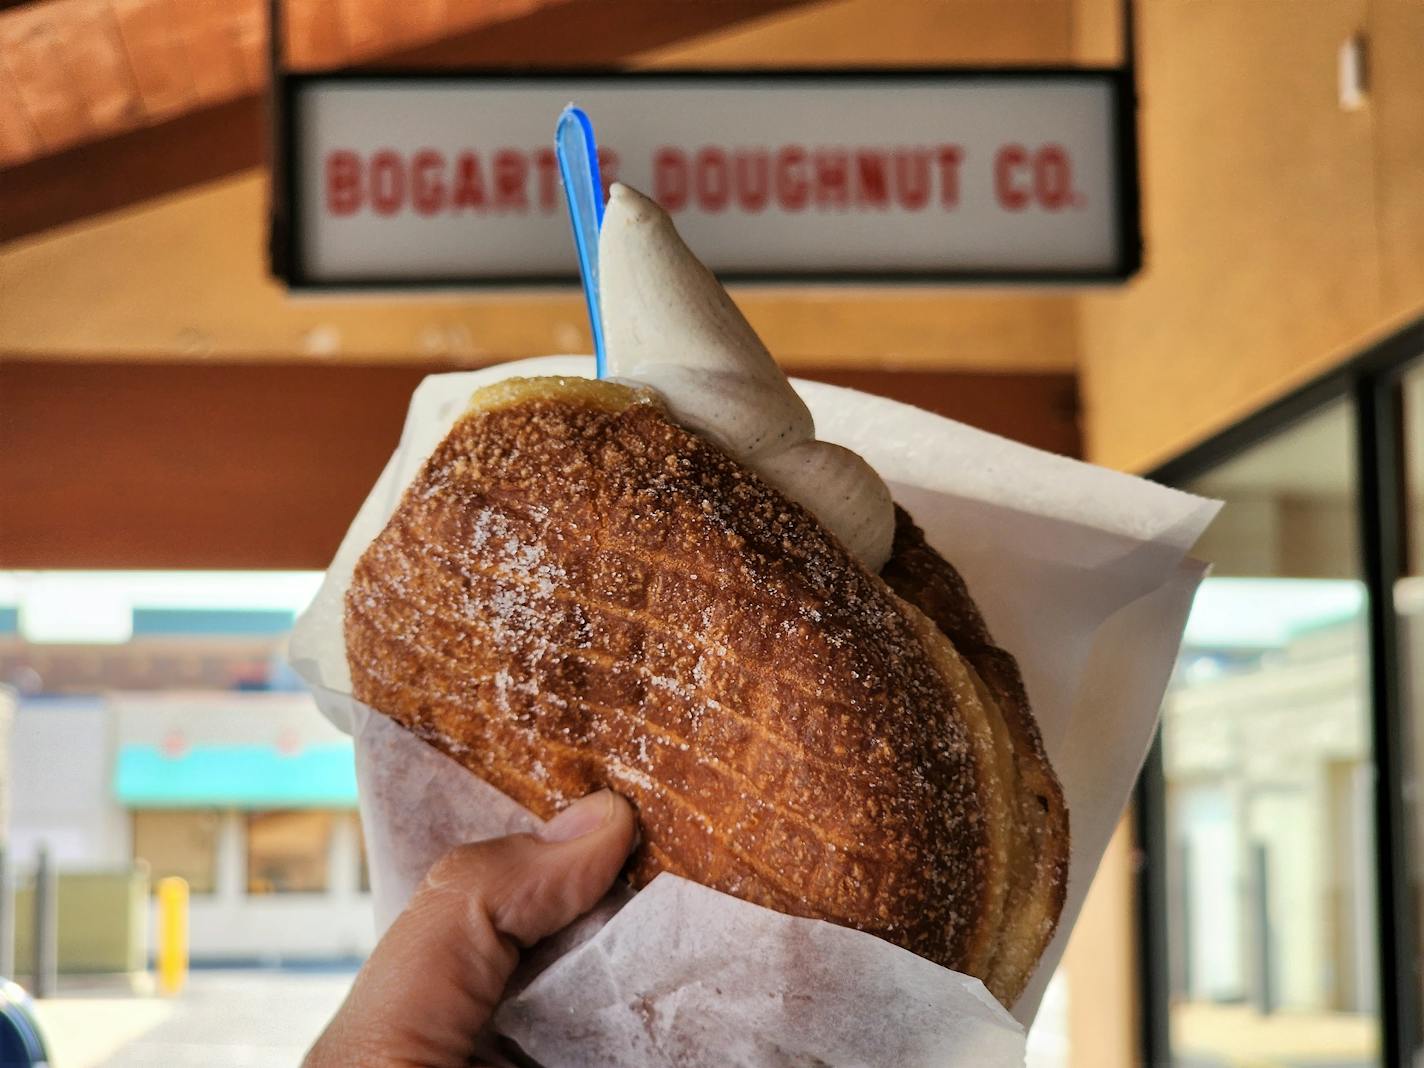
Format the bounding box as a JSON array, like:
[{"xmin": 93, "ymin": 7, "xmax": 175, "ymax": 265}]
[
  {"xmin": 1138, "ymin": 316, "xmax": 1424, "ymax": 1068},
  {"xmin": 243, "ymin": 808, "xmax": 337, "ymax": 897}
]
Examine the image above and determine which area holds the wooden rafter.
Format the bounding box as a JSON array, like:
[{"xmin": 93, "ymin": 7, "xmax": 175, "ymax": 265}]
[
  {"xmin": 0, "ymin": 0, "xmax": 813, "ymax": 169},
  {"xmin": 0, "ymin": 0, "xmax": 263, "ymax": 166},
  {"xmin": 0, "ymin": 0, "xmax": 813, "ymax": 241}
]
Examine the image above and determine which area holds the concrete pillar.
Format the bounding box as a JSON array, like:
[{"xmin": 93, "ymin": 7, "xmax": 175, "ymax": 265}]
[
  {"xmin": 31, "ymin": 845, "xmax": 56, "ymax": 998},
  {"xmin": 0, "ymin": 684, "xmax": 13, "ymax": 977},
  {"xmin": 0, "ymin": 844, "xmax": 12, "ymax": 979},
  {"xmin": 1062, "ymin": 816, "xmax": 1138, "ymax": 1068},
  {"xmin": 217, "ymin": 810, "xmax": 245, "ymax": 904},
  {"xmin": 0, "ymin": 685, "xmax": 13, "ymax": 847},
  {"xmin": 329, "ymin": 812, "xmax": 359, "ymax": 904}
]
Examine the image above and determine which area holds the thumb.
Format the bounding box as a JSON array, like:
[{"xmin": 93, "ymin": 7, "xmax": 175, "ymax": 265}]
[{"xmin": 305, "ymin": 790, "xmax": 636, "ymax": 1068}]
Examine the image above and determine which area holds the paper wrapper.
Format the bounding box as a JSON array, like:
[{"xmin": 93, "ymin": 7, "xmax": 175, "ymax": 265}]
[{"xmin": 290, "ymin": 356, "xmax": 1220, "ymax": 1067}]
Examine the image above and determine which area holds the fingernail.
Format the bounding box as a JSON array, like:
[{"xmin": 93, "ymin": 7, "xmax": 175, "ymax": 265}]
[{"xmin": 537, "ymin": 790, "xmax": 613, "ymax": 843}]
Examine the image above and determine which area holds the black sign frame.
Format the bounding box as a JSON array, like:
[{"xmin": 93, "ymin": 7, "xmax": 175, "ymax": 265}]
[{"xmin": 270, "ymin": 68, "xmax": 1142, "ymax": 290}]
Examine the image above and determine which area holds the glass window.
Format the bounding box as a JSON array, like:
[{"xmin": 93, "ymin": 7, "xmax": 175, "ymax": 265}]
[
  {"xmin": 132, "ymin": 809, "xmax": 221, "ymax": 894},
  {"xmin": 1162, "ymin": 401, "xmax": 1382, "ymax": 1065},
  {"xmin": 246, "ymin": 810, "xmax": 333, "ymax": 894}
]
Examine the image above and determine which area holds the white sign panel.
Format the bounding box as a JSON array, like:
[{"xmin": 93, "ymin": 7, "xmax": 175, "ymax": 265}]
[{"xmin": 277, "ymin": 73, "xmax": 1138, "ymax": 286}]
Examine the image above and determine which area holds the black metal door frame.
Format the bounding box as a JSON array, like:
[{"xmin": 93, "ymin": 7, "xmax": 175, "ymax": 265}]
[{"xmin": 1139, "ymin": 315, "xmax": 1424, "ymax": 1067}]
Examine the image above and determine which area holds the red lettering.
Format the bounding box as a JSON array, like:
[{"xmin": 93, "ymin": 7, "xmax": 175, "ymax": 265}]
[
  {"xmin": 453, "ymin": 153, "xmax": 486, "ymax": 211},
  {"xmin": 326, "ymin": 150, "xmax": 362, "ymax": 216},
  {"xmin": 1034, "ymin": 145, "xmax": 1072, "ymax": 209},
  {"xmin": 855, "ymin": 151, "xmax": 888, "ymax": 209},
  {"xmin": 734, "ymin": 150, "xmax": 769, "ymax": 212},
  {"xmin": 813, "ymin": 150, "xmax": 849, "ymax": 210},
  {"xmin": 695, "ymin": 147, "xmax": 730, "ymax": 212},
  {"xmin": 776, "ymin": 146, "xmax": 808, "ymax": 211},
  {"xmin": 370, "ymin": 150, "xmax": 404, "ymax": 216},
  {"xmin": 411, "ymin": 150, "xmax": 445, "ymax": 215},
  {"xmin": 597, "ymin": 147, "xmax": 620, "ymax": 200},
  {"xmin": 996, "ymin": 145, "xmax": 1031, "ymax": 211},
  {"xmin": 654, "ymin": 147, "xmax": 688, "ymax": 211},
  {"xmin": 534, "ymin": 147, "xmax": 558, "ymax": 212},
  {"xmin": 893, "ymin": 149, "xmax": 929, "ymax": 211},
  {"xmin": 493, "ymin": 149, "xmax": 528, "ymax": 212},
  {"xmin": 936, "ymin": 145, "xmax": 963, "ymax": 208}
]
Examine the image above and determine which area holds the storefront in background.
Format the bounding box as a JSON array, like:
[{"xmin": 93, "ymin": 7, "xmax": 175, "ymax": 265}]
[
  {"xmin": 2, "ymin": 596, "xmax": 375, "ymax": 967},
  {"xmin": 1139, "ymin": 319, "xmax": 1424, "ymax": 1067}
]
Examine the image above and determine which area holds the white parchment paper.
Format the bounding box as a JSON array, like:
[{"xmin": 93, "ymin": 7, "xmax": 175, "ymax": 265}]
[{"xmin": 290, "ymin": 356, "xmax": 1219, "ymax": 1067}]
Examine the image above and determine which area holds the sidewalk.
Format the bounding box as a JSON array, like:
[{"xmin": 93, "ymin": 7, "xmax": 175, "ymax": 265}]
[
  {"xmin": 1173, "ymin": 1002, "xmax": 1379, "ymax": 1068},
  {"xmin": 29, "ymin": 963, "xmax": 1066, "ymax": 1067},
  {"xmin": 27, "ymin": 967, "xmax": 355, "ymax": 1068}
]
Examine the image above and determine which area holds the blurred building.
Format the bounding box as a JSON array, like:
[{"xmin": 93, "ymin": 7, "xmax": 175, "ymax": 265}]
[
  {"xmin": 1165, "ymin": 613, "xmax": 1376, "ymax": 1017},
  {"xmin": 1, "ymin": 585, "xmax": 374, "ymax": 965}
]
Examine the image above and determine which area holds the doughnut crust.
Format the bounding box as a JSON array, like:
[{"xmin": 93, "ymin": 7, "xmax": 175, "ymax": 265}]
[{"xmin": 345, "ymin": 376, "xmax": 1067, "ymax": 1004}]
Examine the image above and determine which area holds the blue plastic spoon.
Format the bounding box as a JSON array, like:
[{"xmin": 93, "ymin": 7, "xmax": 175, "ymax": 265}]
[{"xmin": 555, "ymin": 105, "xmax": 608, "ymax": 378}]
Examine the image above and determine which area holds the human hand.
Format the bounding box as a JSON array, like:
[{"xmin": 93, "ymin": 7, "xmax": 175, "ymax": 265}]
[{"xmin": 304, "ymin": 790, "xmax": 637, "ymax": 1068}]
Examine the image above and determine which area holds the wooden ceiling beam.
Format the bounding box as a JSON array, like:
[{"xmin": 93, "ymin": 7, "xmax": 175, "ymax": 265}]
[
  {"xmin": 0, "ymin": 0, "xmax": 813, "ymax": 242},
  {"xmin": 0, "ymin": 0, "xmax": 265, "ymax": 164},
  {"xmin": 0, "ymin": 0, "xmax": 813, "ymax": 165}
]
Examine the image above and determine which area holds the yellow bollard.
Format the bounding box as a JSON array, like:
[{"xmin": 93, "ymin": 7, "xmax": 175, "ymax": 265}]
[{"xmin": 156, "ymin": 876, "xmax": 189, "ymax": 996}]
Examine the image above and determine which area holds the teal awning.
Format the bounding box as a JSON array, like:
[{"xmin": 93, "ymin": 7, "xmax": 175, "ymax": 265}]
[{"xmin": 114, "ymin": 743, "xmax": 358, "ymax": 808}]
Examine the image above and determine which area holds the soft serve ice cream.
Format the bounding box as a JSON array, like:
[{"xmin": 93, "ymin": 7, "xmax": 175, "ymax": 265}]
[{"xmin": 599, "ymin": 183, "xmax": 895, "ymax": 572}]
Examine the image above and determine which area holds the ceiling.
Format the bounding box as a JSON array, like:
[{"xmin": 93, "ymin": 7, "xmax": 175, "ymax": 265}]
[
  {"xmin": 0, "ymin": 0, "xmax": 1111, "ymax": 246},
  {"xmin": 0, "ymin": 0, "xmax": 819, "ymax": 168},
  {"xmin": 0, "ymin": 0, "xmax": 816, "ymax": 241}
]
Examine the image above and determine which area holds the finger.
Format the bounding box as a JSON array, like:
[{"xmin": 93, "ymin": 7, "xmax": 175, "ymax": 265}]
[{"xmin": 304, "ymin": 790, "xmax": 636, "ymax": 1068}]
